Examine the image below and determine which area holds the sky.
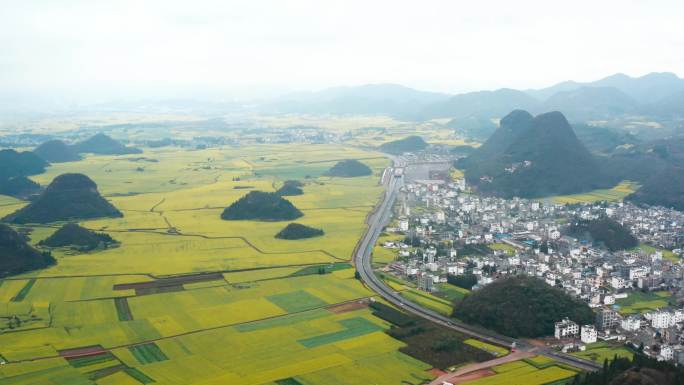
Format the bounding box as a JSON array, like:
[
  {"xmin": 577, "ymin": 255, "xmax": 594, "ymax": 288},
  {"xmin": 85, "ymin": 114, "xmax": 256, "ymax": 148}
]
[{"xmin": 1, "ymin": 0, "xmax": 683, "ymax": 103}]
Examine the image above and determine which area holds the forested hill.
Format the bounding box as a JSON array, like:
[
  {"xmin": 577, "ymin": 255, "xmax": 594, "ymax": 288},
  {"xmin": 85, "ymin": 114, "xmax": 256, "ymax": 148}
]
[
  {"xmin": 452, "ymin": 275, "xmax": 594, "ymax": 338},
  {"xmin": 459, "ymin": 110, "xmax": 610, "ymax": 198},
  {"xmin": 325, "ymin": 159, "xmax": 372, "ymax": 177},
  {"xmin": 3, "ymin": 173, "xmax": 123, "ymax": 224},
  {"xmin": 221, "ymin": 191, "xmax": 303, "ymax": 221}
]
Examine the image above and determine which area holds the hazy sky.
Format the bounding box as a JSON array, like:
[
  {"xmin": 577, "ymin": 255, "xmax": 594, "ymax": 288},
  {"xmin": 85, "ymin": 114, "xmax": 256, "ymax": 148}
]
[{"xmin": 2, "ymin": 0, "xmax": 683, "ymax": 102}]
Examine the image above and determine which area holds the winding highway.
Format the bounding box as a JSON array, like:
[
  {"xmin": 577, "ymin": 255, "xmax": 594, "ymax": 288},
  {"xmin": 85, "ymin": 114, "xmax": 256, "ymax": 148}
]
[{"xmin": 353, "ymin": 162, "xmax": 602, "ymax": 373}]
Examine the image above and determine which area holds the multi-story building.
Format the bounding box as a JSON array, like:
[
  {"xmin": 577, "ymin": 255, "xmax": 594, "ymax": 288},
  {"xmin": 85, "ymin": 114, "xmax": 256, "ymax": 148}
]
[
  {"xmin": 651, "ymin": 311, "xmax": 672, "ymax": 329},
  {"xmin": 580, "ymin": 325, "xmax": 597, "ymax": 344},
  {"xmin": 554, "ymin": 318, "xmax": 579, "ymax": 339},
  {"xmin": 596, "ymin": 308, "xmax": 619, "ymax": 331},
  {"xmin": 620, "ymin": 316, "xmax": 641, "ymax": 332}
]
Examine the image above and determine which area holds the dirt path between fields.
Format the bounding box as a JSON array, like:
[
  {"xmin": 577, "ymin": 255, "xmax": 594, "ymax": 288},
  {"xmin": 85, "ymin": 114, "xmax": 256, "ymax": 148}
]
[{"xmin": 428, "ymin": 350, "xmax": 535, "ymax": 385}]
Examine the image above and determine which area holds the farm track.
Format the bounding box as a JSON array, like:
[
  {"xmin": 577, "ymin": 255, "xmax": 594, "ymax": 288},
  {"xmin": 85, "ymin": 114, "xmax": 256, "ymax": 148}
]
[{"xmin": 2, "ymin": 262, "xmax": 343, "ymax": 281}]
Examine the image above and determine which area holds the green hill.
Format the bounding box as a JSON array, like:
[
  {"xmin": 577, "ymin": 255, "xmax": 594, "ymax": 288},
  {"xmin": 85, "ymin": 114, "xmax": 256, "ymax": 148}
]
[
  {"xmin": 39, "ymin": 223, "xmax": 117, "ymax": 251},
  {"xmin": 33, "ymin": 140, "xmax": 81, "ymax": 162},
  {"xmin": 379, "ymin": 136, "xmax": 428, "ymax": 154},
  {"xmin": 3, "ymin": 173, "xmax": 123, "ymax": 224},
  {"xmin": 72, "ymin": 133, "xmax": 141, "ymax": 155},
  {"xmin": 0, "ymin": 224, "xmax": 56, "ymax": 277},
  {"xmin": 0, "ymin": 149, "xmax": 48, "ymax": 181},
  {"xmin": 275, "ymin": 223, "xmax": 324, "ymax": 240},
  {"xmin": 275, "ymin": 180, "xmax": 304, "ymax": 196},
  {"xmin": 325, "ymin": 159, "xmax": 372, "ymax": 177},
  {"xmin": 460, "ymin": 110, "xmax": 610, "ymax": 198},
  {"xmin": 0, "ymin": 176, "xmax": 41, "ymax": 199},
  {"xmin": 566, "ymin": 216, "xmax": 638, "ymax": 251},
  {"xmin": 221, "ymin": 191, "xmax": 303, "ymax": 221},
  {"xmin": 452, "ymin": 275, "xmax": 593, "ymax": 338}
]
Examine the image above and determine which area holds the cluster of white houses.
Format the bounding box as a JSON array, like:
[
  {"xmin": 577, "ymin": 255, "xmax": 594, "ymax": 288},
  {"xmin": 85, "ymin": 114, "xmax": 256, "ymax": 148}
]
[
  {"xmin": 382, "ymin": 165, "xmax": 684, "ymax": 363},
  {"xmin": 554, "ymin": 307, "xmax": 684, "ymax": 362}
]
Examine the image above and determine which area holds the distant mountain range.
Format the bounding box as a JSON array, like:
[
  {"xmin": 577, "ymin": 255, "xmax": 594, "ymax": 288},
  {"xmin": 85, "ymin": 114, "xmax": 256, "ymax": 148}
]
[
  {"xmin": 262, "ymin": 84, "xmax": 449, "ymax": 119},
  {"xmin": 264, "ymin": 72, "xmax": 684, "ymax": 124}
]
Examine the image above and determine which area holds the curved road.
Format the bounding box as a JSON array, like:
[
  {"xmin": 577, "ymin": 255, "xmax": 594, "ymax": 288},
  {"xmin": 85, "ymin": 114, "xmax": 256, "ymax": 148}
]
[{"xmin": 354, "ymin": 163, "xmax": 602, "ymax": 373}]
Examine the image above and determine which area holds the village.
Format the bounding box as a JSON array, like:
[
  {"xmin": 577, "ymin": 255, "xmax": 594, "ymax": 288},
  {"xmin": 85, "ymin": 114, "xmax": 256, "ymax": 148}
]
[{"xmin": 378, "ymin": 159, "xmax": 684, "ymax": 364}]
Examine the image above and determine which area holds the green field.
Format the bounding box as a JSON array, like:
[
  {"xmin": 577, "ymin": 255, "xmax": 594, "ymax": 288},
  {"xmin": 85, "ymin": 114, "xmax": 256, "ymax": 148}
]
[
  {"xmin": 468, "ymin": 359, "xmax": 578, "ymax": 385},
  {"xmin": 631, "ymin": 243, "xmax": 680, "ymax": 262},
  {"xmin": 570, "ymin": 342, "xmax": 634, "ymax": 363},
  {"xmin": 547, "ymin": 181, "xmax": 639, "ymax": 204},
  {"xmin": 0, "ymin": 142, "xmax": 450, "ymax": 385},
  {"xmin": 615, "ymin": 290, "xmax": 672, "ymax": 314}
]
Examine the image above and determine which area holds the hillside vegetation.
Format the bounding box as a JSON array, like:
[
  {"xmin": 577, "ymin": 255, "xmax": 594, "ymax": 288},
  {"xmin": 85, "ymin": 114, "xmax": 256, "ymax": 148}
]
[
  {"xmin": 221, "ymin": 191, "xmax": 303, "ymax": 221},
  {"xmin": 452, "ymin": 275, "xmax": 594, "ymax": 337},
  {"xmin": 566, "ymin": 216, "xmax": 638, "ymax": 251},
  {"xmin": 0, "ymin": 224, "xmax": 56, "ymax": 277}
]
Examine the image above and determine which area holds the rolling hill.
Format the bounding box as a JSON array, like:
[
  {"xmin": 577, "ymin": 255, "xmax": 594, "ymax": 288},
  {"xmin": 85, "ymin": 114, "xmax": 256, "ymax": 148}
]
[
  {"xmin": 3, "ymin": 173, "xmax": 123, "ymax": 224},
  {"xmin": 33, "ymin": 139, "xmax": 81, "ymax": 162},
  {"xmin": 39, "ymin": 223, "xmax": 117, "ymax": 251},
  {"xmin": 72, "ymin": 133, "xmax": 141, "ymax": 155},
  {"xmin": 0, "ymin": 149, "xmax": 48, "ymax": 181},
  {"xmin": 419, "ymin": 88, "xmax": 540, "ymax": 120},
  {"xmin": 325, "ymin": 159, "xmax": 372, "ymax": 177},
  {"xmin": 264, "ymin": 84, "xmax": 449, "ymax": 118},
  {"xmin": 378, "ymin": 136, "xmax": 428, "ymax": 154}
]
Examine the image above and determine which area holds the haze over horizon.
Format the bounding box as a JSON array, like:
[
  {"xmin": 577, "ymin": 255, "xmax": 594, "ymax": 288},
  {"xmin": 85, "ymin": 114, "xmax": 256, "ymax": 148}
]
[{"xmin": 2, "ymin": 0, "xmax": 683, "ymax": 104}]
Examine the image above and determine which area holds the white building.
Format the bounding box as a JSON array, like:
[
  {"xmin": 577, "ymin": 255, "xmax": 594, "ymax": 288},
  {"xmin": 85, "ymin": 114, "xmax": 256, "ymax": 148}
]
[
  {"xmin": 652, "ymin": 311, "xmax": 672, "ymax": 329},
  {"xmin": 674, "ymin": 309, "xmax": 684, "ymax": 323},
  {"xmin": 661, "ymin": 345, "xmax": 674, "ymax": 361},
  {"xmin": 581, "ymin": 325, "xmax": 598, "ymax": 344},
  {"xmin": 620, "ymin": 316, "xmax": 641, "ymax": 332},
  {"xmin": 399, "ymin": 218, "xmax": 409, "ymax": 231},
  {"xmin": 555, "ymin": 318, "xmax": 579, "ymax": 339},
  {"xmin": 610, "ymin": 276, "xmax": 626, "ymax": 290}
]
